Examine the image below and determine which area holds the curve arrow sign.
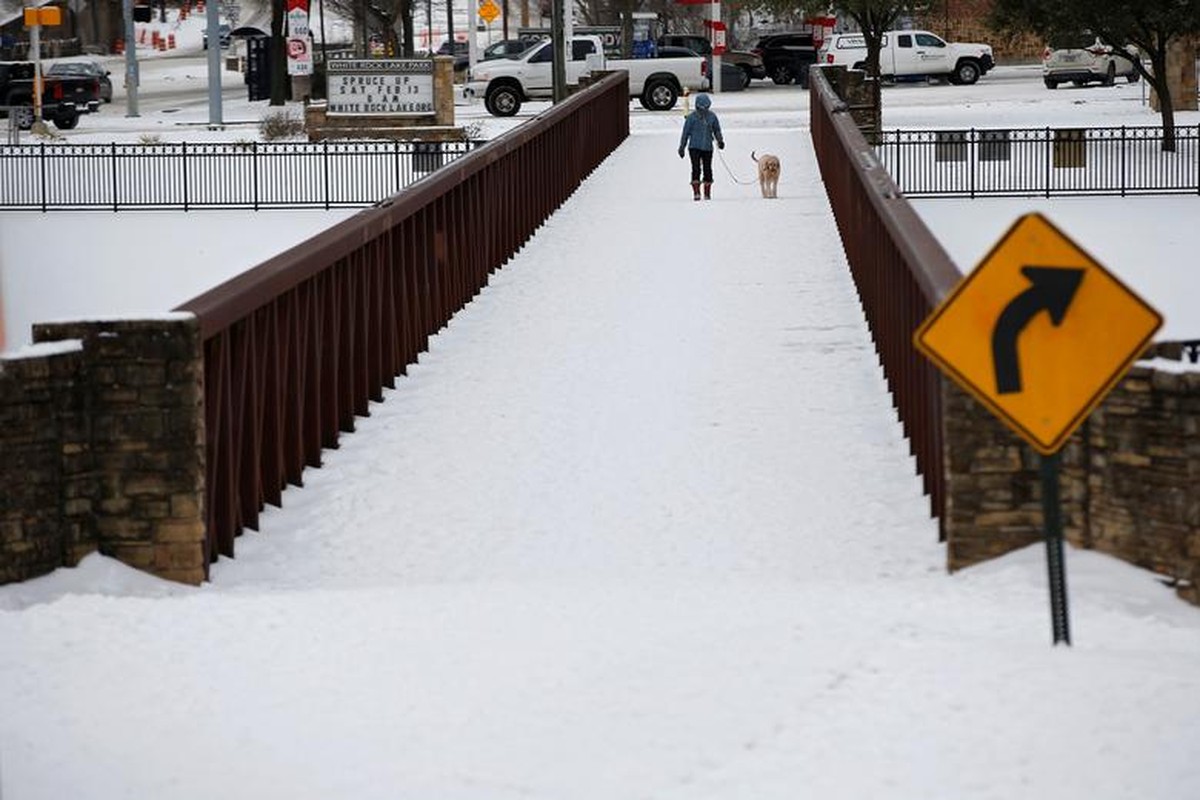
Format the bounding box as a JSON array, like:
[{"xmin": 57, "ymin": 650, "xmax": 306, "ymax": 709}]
[{"xmin": 992, "ymin": 266, "xmax": 1085, "ymax": 395}]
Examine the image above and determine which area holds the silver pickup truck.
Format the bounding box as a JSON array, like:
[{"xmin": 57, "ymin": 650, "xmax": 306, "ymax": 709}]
[{"xmin": 465, "ymin": 35, "xmax": 707, "ymax": 116}]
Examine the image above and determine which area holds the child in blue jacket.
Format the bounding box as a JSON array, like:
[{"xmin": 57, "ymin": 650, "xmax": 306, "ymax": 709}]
[{"xmin": 678, "ymin": 93, "xmax": 725, "ymax": 200}]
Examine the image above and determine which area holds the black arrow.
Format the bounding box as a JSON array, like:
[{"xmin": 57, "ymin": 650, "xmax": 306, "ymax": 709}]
[{"xmin": 992, "ymin": 266, "xmax": 1085, "ymax": 395}]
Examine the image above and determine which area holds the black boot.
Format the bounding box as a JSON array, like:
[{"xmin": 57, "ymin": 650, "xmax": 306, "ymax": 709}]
[
  {"xmin": 691, "ymin": 181, "xmax": 701, "ymax": 201},
  {"xmin": 703, "ymin": 182, "xmax": 712, "ymax": 200}
]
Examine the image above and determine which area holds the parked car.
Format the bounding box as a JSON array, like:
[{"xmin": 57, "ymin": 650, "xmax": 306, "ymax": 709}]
[
  {"xmin": 47, "ymin": 60, "xmax": 112, "ymax": 103},
  {"xmin": 202, "ymin": 23, "xmax": 232, "ymax": 50},
  {"xmin": 466, "ymin": 34, "xmax": 705, "ymax": 116},
  {"xmin": 657, "ymin": 34, "xmax": 765, "ymax": 88},
  {"xmin": 481, "ymin": 39, "xmax": 535, "ymax": 60},
  {"xmin": 1042, "ymin": 33, "xmax": 1139, "ymax": 89},
  {"xmin": 751, "ymin": 32, "xmax": 819, "ymax": 85},
  {"xmin": 0, "ymin": 61, "xmax": 95, "ymax": 129},
  {"xmin": 818, "ymin": 29, "xmax": 994, "ymax": 85},
  {"xmin": 436, "ymin": 39, "xmax": 470, "ymax": 73}
]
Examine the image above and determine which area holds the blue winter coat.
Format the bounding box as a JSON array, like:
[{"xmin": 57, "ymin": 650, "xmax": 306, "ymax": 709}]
[{"xmin": 679, "ymin": 95, "xmax": 724, "ymax": 152}]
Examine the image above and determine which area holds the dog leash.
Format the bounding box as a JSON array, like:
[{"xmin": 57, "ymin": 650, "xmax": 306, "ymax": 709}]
[{"xmin": 715, "ymin": 147, "xmax": 759, "ymax": 186}]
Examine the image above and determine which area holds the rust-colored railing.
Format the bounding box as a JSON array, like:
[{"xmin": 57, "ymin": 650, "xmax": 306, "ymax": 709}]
[
  {"xmin": 176, "ymin": 73, "xmax": 630, "ymax": 572},
  {"xmin": 809, "ymin": 68, "xmax": 962, "ymax": 533}
]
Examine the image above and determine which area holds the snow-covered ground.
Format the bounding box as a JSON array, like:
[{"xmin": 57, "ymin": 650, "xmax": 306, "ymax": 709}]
[{"xmin": 2, "ymin": 65, "xmax": 1200, "ymax": 799}]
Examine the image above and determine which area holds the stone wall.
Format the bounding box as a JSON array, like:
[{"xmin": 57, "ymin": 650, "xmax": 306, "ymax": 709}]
[
  {"xmin": 944, "ymin": 348, "xmax": 1200, "ymax": 605},
  {"xmin": 0, "ymin": 317, "xmax": 207, "ymax": 586},
  {"xmin": 1150, "ymin": 37, "xmax": 1199, "ymax": 114},
  {"xmin": 0, "ymin": 343, "xmax": 85, "ymax": 583}
]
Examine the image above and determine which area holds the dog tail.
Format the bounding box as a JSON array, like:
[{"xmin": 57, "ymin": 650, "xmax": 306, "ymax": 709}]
[{"xmin": 751, "ymin": 150, "xmax": 759, "ymax": 162}]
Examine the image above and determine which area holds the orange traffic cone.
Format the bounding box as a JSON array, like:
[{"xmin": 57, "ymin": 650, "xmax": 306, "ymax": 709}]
[
  {"xmin": 168, "ymin": 34, "xmax": 175, "ymax": 49},
  {"xmin": 114, "ymin": 38, "xmax": 124, "ymax": 55}
]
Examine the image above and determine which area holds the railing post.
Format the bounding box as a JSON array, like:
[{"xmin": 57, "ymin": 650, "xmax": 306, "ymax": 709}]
[
  {"xmin": 253, "ymin": 142, "xmax": 260, "ymax": 211},
  {"xmin": 323, "ymin": 139, "xmax": 330, "ymax": 210},
  {"xmin": 182, "ymin": 141, "xmax": 189, "ymax": 212},
  {"xmin": 969, "ymin": 127, "xmax": 976, "ymax": 199},
  {"xmin": 39, "ymin": 141, "xmax": 47, "ymax": 212},
  {"xmin": 1044, "ymin": 126, "xmax": 1051, "ymax": 198}
]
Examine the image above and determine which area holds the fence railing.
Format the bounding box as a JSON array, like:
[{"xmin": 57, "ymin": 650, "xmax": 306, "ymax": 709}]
[
  {"xmin": 174, "ymin": 72, "xmax": 630, "ymax": 572},
  {"xmin": 809, "ymin": 68, "xmax": 962, "ymax": 532},
  {"xmin": 0, "ymin": 139, "xmax": 481, "ymax": 210},
  {"xmin": 878, "ymin": 125, "xmax": 1200, "ymax": 197}
]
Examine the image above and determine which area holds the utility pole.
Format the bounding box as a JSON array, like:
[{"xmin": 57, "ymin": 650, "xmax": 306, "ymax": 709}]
[
  {"xmin": 122, "ymin": 0, "xmax": 140, "ymax": 117},
  {"xmin": 446, "ymin": 0, "xmax": 455, "ymax": 55},
  {"xmin": 205, "ymin": 0, "xmax": 222, "ymax": 125},
  {"xmin": 550, "ymin": 0, "xmax": 565, "ymax": 102}
]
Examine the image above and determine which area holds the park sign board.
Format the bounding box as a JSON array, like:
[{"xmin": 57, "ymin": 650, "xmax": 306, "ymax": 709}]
[
  {"xmin": 914, "ymin": 213, "xmax": 1162, "ymax": 455},
  {"xmin": 326, "ymin": 59, "xmax": 434, "ymax": 116}
]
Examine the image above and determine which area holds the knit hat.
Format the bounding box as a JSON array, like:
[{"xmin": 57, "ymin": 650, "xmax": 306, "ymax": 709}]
[{"xmin": 695, "ymin": 93, "xmax": 711, "ymax": 110}]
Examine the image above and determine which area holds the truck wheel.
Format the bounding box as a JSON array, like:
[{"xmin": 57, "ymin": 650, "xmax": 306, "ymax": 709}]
[
  {"xmin": 53, "ymin": 111, "xmax": 80, "ymax": 130},
  {"xmin": 770, "ymin": 64, "xmax": 793, "ymax": 84},
  {"xmin": 738, "ymin": 65, "xmax": 753, "ymax": 89},
  {"xmin": 1126, "ymin": 71, "xmax": 1139, "ymax": 83},
  {"xmin": 1044, "ymin": 77, "xmax": 1058, "ymax": 89},
  {"xmin": 953, "ymin": 60, "xmax": 980, "ymax": 85},
  {"xmin": 643, "ymin": 80, "xmax": 678, "ymax": 111},
  {"xmin": 1103, "ymin": 63, "xmax": 1116, "ymax": 86},
  {"xmin": 484, "ymin": 83, "xmax": 522, "ymax": 117}
]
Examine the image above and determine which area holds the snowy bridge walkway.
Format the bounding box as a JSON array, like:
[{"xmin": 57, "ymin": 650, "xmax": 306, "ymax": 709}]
[
  {"xmin": 9, "ymin": 90, "xmax": 1198, "ymax": 800},
  {"xmin": 217, "ymin": 95, "xmax": 940, "ymax": 592}
]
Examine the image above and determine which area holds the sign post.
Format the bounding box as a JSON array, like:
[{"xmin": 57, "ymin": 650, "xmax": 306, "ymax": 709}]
[
  {"xmin": 914, "ymin": 212, "xmax": 1163, "ymax": 645},
  {"xmin": 287, "ymin": 0, "xmax": 313, "ymax": 76},
  {"xmin": 23, "ymin": 6, "xmax": 62, "ymax": 126}
]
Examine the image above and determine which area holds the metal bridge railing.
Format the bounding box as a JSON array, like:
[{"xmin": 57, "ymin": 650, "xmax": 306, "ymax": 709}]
[
  {"xmin": 809, "ymin": 67, "xmax": 963, "ymax": 532},
  {"xmin": 174, "ymin": 72, "xmax": 630, "ymax": 572}
]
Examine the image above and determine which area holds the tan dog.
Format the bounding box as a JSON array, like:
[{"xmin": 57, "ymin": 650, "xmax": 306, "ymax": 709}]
[{"xmin": 752, "ymin": 151, "xmax": 781, "ymax": 199}]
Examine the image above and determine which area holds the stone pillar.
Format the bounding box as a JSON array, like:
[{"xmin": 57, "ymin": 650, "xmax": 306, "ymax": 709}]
[
  {"xmin": 1085, "ymin": 363, "xmax": 1200, "ymax": 601},
  {"xmin": 1151, "ymin": 36, "xmax": 1199, "ymax": 113},
  {"xmin": 819, "ymin": 66, "xmax": 881, "ymax": 144},
  {"xmin": 0, "ymin": 344, "xmax": 86, "ymax": 583},
  {"xmin": 33, "ymin": 316, "xmax": 208, "ymax": 584},
  {"xmin": 434, "ymin": 55, "xmax": 455, "ymax": 126},
  {"xmin": 941, "ymin": 379, "xmax": 1086, "ymax": 571}
]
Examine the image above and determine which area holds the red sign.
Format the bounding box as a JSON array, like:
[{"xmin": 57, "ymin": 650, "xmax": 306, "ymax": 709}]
[
  {"xmin": 286, "ymin": 0, "xmax": 307, "ymax": 11},
  {"xmin": 702, "ymin": 19, "xmax": 727, "ymax": 54}
]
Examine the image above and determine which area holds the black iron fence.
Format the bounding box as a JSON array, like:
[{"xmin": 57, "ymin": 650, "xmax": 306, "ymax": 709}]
[
  {"xmin": 0, "ymin": 139, "xmax": 481, "ymax": 210},
  {"xmin": 877, "ymin": 125, "xmax": 1200, "ymax": 197}
]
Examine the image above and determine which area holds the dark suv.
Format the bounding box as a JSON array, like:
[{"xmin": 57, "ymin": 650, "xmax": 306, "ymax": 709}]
[
  {"xmin": 751, "ymin": 32, "xmax": 818, "ymax": 85},
  {"xmin": 657, "ymin": 34, "xmax": 765, "ymax": 88}
]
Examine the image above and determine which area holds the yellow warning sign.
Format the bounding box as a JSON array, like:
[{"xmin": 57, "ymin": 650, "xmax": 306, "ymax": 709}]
[
  {"xmin": 914, "ymin": 212, "xmax": 1162, "ymax": 455},
  {"xmin": 478, "ymin": 0, "xmax": 500, "ymax": 24}
]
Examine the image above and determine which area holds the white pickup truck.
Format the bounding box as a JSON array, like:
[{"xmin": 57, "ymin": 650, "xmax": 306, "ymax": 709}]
[
  {"xmin": 818, "ymin": 30, "xmax": 994, "ymax": 85},
  {"xmin": 465, "ymin": 35, "xmax": 707, "ymax": 116}
]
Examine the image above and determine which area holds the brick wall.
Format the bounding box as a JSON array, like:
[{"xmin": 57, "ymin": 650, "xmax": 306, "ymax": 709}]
[
  {"xmin": 914, "ymin": 0, "xmax": 1045, "ymax": 63},
  {"xmin": 0, "ymin": 343, "xmax": 85, "ymax": 583},
  {"xmin": 0, "ymin": 317, "xmax": 207, "ymax": 586},
  {"xmin": 944, "ymin": 347, "xmax": 1200, "ymax": 605}
]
